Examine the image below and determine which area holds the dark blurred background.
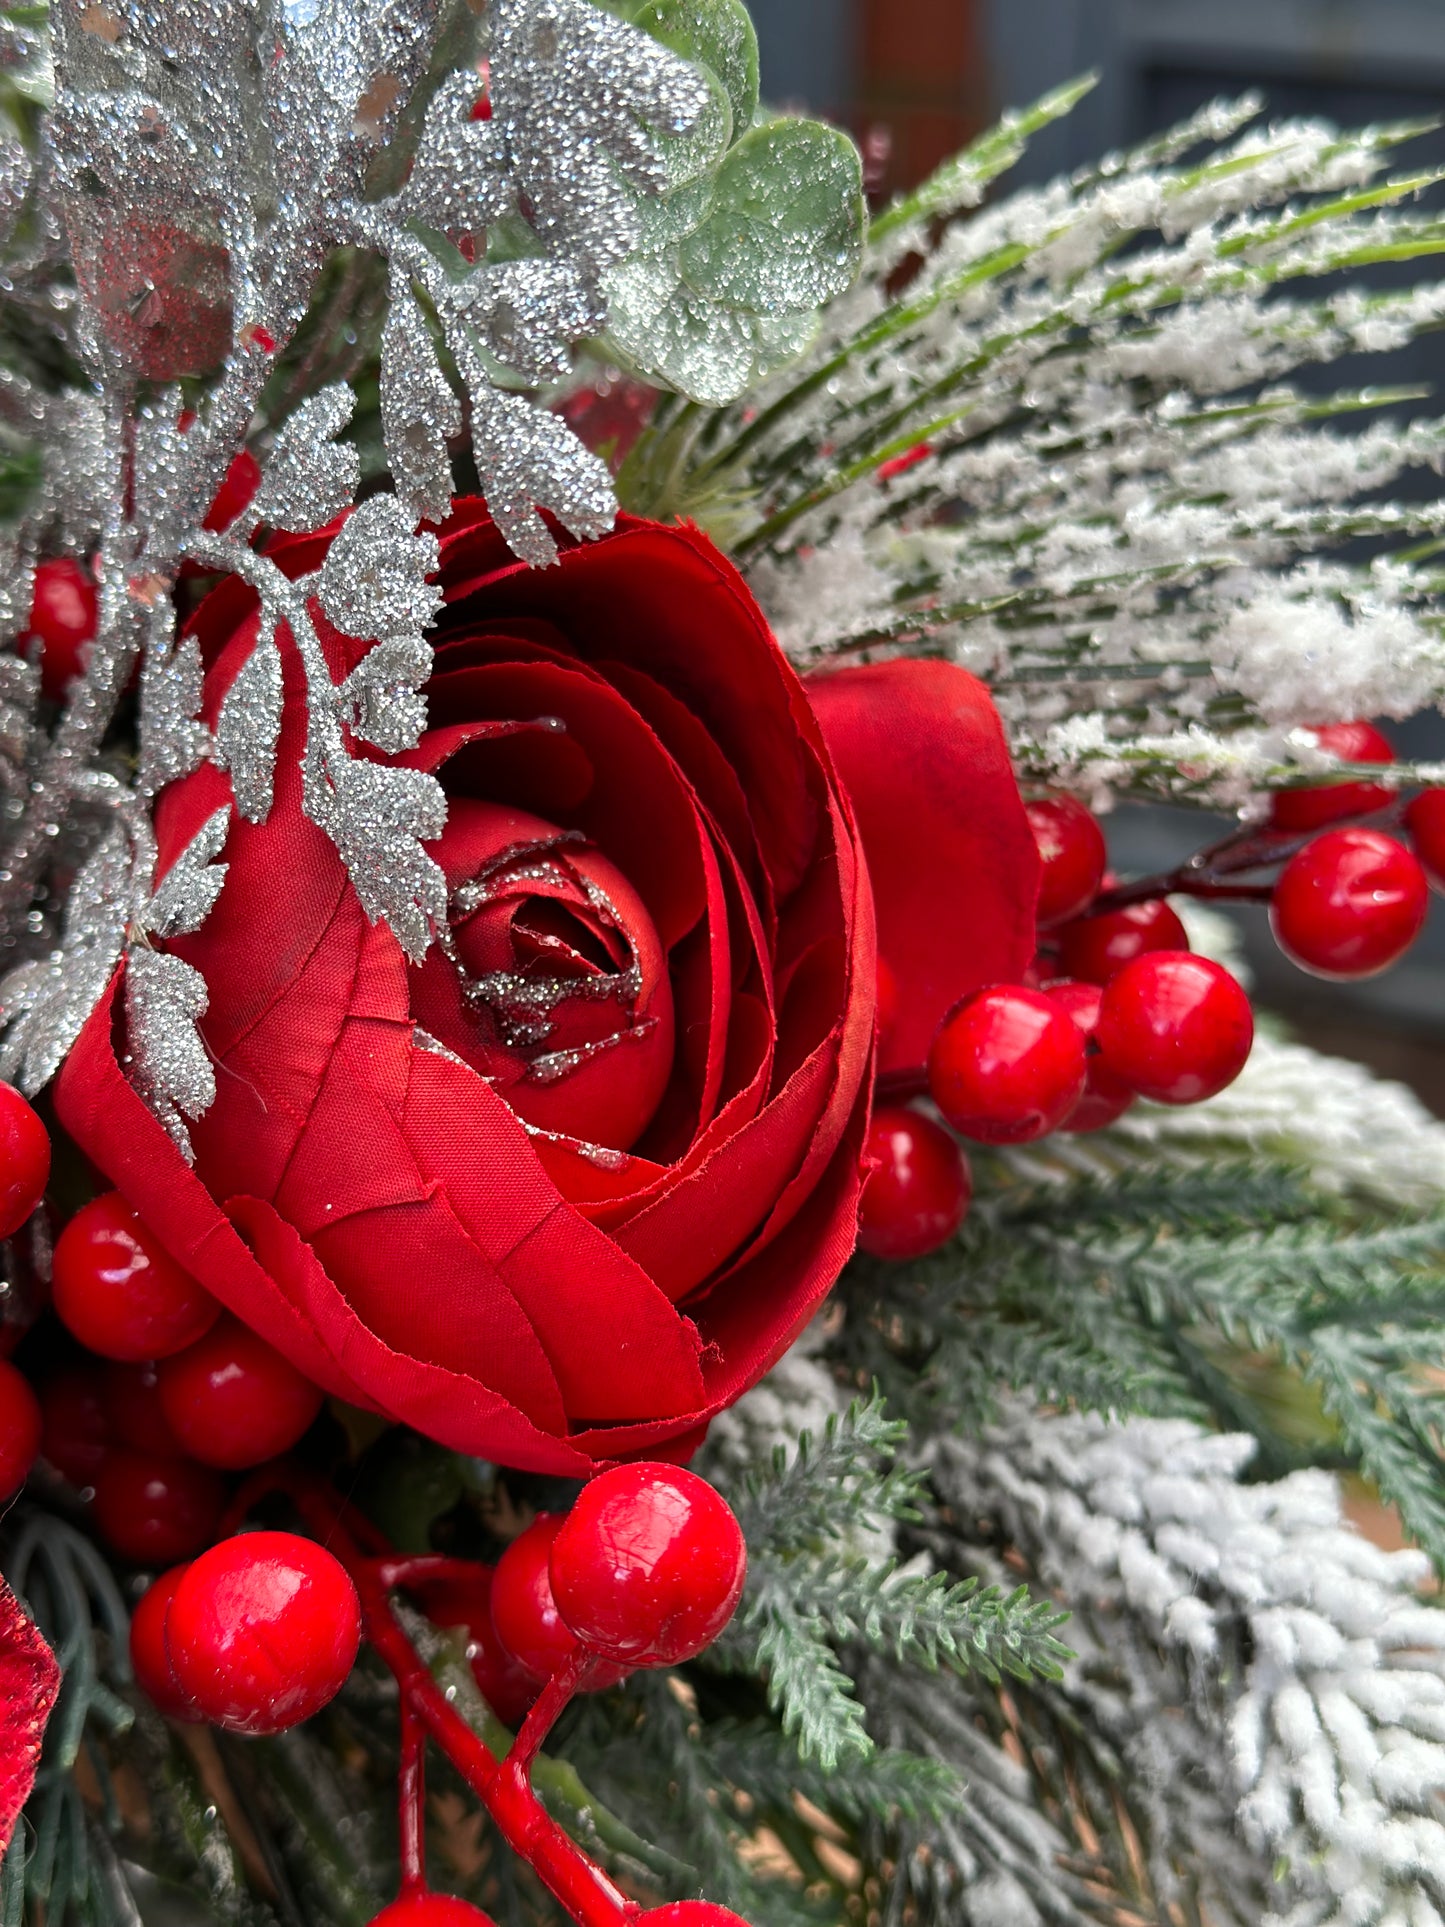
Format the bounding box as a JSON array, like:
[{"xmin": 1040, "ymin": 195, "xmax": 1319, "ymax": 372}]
[{"xmin": 752, "ymin": 0, "xmax": 1445, "ymax": 1110}]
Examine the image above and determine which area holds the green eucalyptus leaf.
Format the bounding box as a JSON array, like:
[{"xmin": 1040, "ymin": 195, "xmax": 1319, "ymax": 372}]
[
  {"xmin": 678, "ymin": 118, "xmax": 864, "ymax": 313},
  {"xmin": 651, "ymin": 52, "xmax": 732, "ymax": 189},
  {"xmin": 606, "ymin": 251, "xmax": 818, "ymax": 403},
  {"xmin": 634, "ymin": 0, "xmax": 759, "ymax": 140}
]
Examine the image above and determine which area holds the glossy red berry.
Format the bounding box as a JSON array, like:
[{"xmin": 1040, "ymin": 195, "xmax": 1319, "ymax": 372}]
[
  {"xmin": 1096, "ymin": 953, "xmax": 1253, "ymax": 1105},
  {"xmin": 1056, "ymin": 899, "xmax": 1189, "ymax": 984},
  {"xmin": 1026, "ymin": 795, "xmax": 1107, "ymax": 927},
  {"xmin": 27, "ymin": 558, "xmax": 98, "ymax": 699},
  {"xmin": 90, "ymin": 1450, "xmax": 225, "ymax": 1564},
  {"xmin": 104, "ymin": 1361, "xmax": 183, "ymax": 1456},
  {"xmin": 1270, "ymin": 720, "xmax": 1394, "ymax": 832},
  {"xmin": 490, "ymin": 1516, "xmax": 628, "ymax": 1689},
  {"xmin": 166, "ymin": 1531, "xmax": 361, "ymax": 1735},
  {"xmin": 0, "ymin": 1356, "xmax": 41, "ymax": 1500},
  {"xmin": 416, "ymin": 1571, "xmax": 538, "ymax": 1728},
  {"xmin": 927, "ymin": 986, "xmax": 1086, "ymax": 1144},
  {"xmin": 129, "ymin": 1565, "xmax": 200, "ymax": 1721},
  {"xmin": 53, "ymin": 1193, "xmax": 219, "ymax": 1362},
  {"xmin": 1045, "ymin": 981, "xmax": 1135, "ymax": 1132},
  {"xmin": 1405, "ymin": 789, "xmax": 1445, "ymax": 895},
  {"xmin": 0, "ymin": 1084, "xmax": 49, "ymax": 1242},
  {"xmin": 1270, "ymin": 828, "xmax": 1428, "ymax": 980},
  {"xmin": 550, "ymin": 1465, "xmax": 746, "ymax": 1669},
  {"xmin": 368, "ymin": 1899, "xmax": 497, "ymax": 1927},
  {"xmin": 157, "ymin": 1315, "xmax": 323, "ymax": 1470},
  {"xmin": 203, "ymin": 449, "xmax": 262, "ymax": 533},
  {"xmin": 39, "ymin": 1365, "xmax": 110, "ymax": 1484},
  {"xmin": 857, "ymin": 1106, "xmax": 971, "ymax": 1259}
]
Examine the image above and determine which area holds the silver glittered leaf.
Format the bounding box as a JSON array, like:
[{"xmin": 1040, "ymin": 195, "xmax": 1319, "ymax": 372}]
[
  {"xmin": 0, "ymin": 825, "xmax": 132, "ymax": 1094},
  {"xmin": 337, "ymin": 634, "xmax": 432, "ymax": 754},
  {"xmin": 214, "ymin": 638, "xmax": 284, "ymax": 823},
  {"xmin": 461, "ymin": 259, "xmax": 601, "ymax": 385},
  {"xmin": 124, "ymin": 947, "xmax": 215, "ymax": 1161},
  {"xmin": 455, "ymin": 355, "xmax": 615, "ymax": 566},
  {"xmin": 487, "ymin": 0, "xmax": 711, "ymax": 269},
  {"xmin": 142, "ymin": 807, "xmax": 230, "ymax": 941},
  {"xmin": 253, "ymin": 385, "xmax": 361, "ymax": 534},
  {"xmin": 308, "ymin": 757, "xmax": 446, "ymax": 962},
  {"xmin": 138, "ymin": 629, "xmax": 209, "ymax": 796},
  {"xmin": 0, "ymin": 132, "xmax": 31, "ymax": 246},
  {"xmin": 315, "ymin": 495, "xmax": 442, "ymax": 640},
  {"xmin": 400, "ymin": 69, "xmax": 513, "ymax": 231},
  {"xmin": 380, "ymin": 284, "xmax": 460, "ymax": 524},
  {"xmin": 0, "ymin": 655, "xmax": 39, "ymax": 794}
]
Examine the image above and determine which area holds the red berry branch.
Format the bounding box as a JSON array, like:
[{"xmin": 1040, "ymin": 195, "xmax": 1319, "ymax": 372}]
[{"xmin": 118, "ymin": 1460, "xmax": 751, "ymax": 1927}]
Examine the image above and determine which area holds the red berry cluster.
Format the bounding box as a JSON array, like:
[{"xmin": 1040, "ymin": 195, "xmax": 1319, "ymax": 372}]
[
  {"xmin": 859, "ymin": 723, "xmax": 1445, "ymax": 1265},
  {"xmin": 33, "ymin": 1191, "xmax": 324, "ymax": 1561},
  {"xmin": 860, "ymin": 793, "xmax": 1255, "ymax": 1262}
]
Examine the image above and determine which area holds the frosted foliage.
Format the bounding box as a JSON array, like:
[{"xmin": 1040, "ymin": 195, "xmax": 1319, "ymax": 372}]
[
  {"xmin": 938, "ymin": 1406, "xmax": 1445, "ymax": 1927},
  {"xmin": 703, "ymin": 101, "xmax": 1445, "ymax": 803}
]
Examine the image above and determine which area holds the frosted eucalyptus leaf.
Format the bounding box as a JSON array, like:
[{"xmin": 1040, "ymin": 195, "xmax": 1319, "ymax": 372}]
[
  {"xmin": 634, "ymin": 0, "xmax": 757, "ymax": 141},
  {"xmin": 606, "ymin": 256, "xmax": 817, "ymax": 404},
  {"xmin": 678, "ymin": 120, "xmax": 864, "ymax": 314}
]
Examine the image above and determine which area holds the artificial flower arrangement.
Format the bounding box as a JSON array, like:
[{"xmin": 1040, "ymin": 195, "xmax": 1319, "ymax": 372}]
[{"xmin": 0, "ymin": 4, "xmax": 1443, "ymax": 1925}]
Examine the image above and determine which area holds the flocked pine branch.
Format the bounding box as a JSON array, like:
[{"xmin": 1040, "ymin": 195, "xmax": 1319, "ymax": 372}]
[{"xmin": 619, "ymin": 85, "xmax": 1445, "ymax": 807}]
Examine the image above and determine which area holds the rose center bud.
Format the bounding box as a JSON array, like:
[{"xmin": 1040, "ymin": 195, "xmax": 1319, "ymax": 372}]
[{"xmin": 409, "ymin": 800, "xmax": 674, "ymax": 1154}]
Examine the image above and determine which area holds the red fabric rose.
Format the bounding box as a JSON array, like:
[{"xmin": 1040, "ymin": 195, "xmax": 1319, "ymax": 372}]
[{"xmin": 56, "ymin": 507, "xmax": 1034, "ymax": 1473}]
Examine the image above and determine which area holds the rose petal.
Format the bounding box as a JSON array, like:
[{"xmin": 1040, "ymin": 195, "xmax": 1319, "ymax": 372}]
[
  {"xmin": 0, "ymin": 1577, "xmax": 60, "ymax": 1855},
  {"xmin": 806, "ymin": 658, "xmax": 1037, "ymax": 1076}
]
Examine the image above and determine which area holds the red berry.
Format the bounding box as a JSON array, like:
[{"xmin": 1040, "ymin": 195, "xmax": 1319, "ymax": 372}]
[
  {"xmin": 1026, "ymin": 795, "xmax": 1107, "ymax": 927},
  {"xmin": 1405, "ymin": 789, "xmax": 1445, "ymax": 895},
  {"xmin": 129, "ymin": 1565, "xmax": 201, "ymax": 1721},
  {"xmin": 1270, "ymin": 828, "xmax": 1428, "ymax": 980},
  {"xmin": 1056, "ymin": 900, "xmax": 1189, "ymax": 984},
  {"xmin": 857, "ymin": 1106, "xmax": 971, "ymax": 1259},
  {"xmin": 369, "ymin": 1899, "xmax": 497, "ymax": 1927},
  {"xmin": 1096, "ymin": 953, "xmax": 1253, "ymax": 1104},
  {"xmin": 157, "ymin": 1315, "xmax": 323, "ymax": 1470},
  {"xmin": 636, "ymin": 1908, "xmax": 751, "ymax": 1927},
  {"xmin": 550, "ymin": 1465, "xmax": 746, "ymax": 1669},
  {"xmin": 416, "ymin": 1571, "xmax": 538, "ymax": 1728},
  {"xmin": 0, "ymin": 1084, "xmax": 49, "ymax": 1242},
  {"xmin": 927, "ymin": 986, "xmax": 1086, "ymax": 1144},
  {"xmin": 39, "ymin": 1365, "xmax": 110, "ymax": 1484},
  {"xmin": 1045, "ymin": 981, "xmax": 1135, "ymax": 1132},
  {"xmin": 1270, "ymin": 721, "xmax": 1394, "ymax": 832},
  {"xmin": 166, "ymin": 1531, "xmax": 361, "ymax": 1735},
  {"xmin": 26, "ymin": 558, "xmax": 98, "ymax": 699},
  {"xmin": 53, "ymin": 1194, "xmax": 219, "ymax": 1362},
  {"xmin": 90, "ymin": 1450, "xmax": 225, "ymax": 1564},
  {"xmin": 0, "ymin": 1357, "xmax": 40, "ymax": 1500},
  {"xmin": 104, "ymin": 1361, "xmax": 183, "ymax": 1456},
  {"xmin": 876, "ymin": 956, "xmax": 899, "ymax": 1047},
  {"xmin": 490, "ymin": 1516, "xmax": 627, "ymax": 1689},
  {"xmin": 203, "ymin": 450, "xmax": 262, "ymax": 533}
]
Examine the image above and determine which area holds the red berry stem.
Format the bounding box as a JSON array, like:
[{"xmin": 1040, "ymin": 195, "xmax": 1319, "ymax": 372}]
[
  {"xmin": 372, "ymin": 1555, "xmax": 492, "ymax": 1593},
  {"xmin": 398, "ymin": 1696, "xmax": 428, "ymax": 1898},
  {"xmin": 221, "ymin": 1465, "xmax": 642, "ymax": 1927},
  {"xmin": 505, "ymin": 1648, "xmax": 592, "ymax": 1779},
  {"xmin": 1086, "ymin": 801, "xmax": 1407, "ymax": 916}
]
